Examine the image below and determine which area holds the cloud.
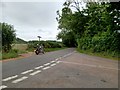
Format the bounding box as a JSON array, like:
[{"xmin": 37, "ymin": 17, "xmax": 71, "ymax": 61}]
[
  {"xmin": 2, "ymin": 2, "xmax": 60, "ymax": 28},
  {"xmin": 2, "ymin": 2, "xmax": 63, "ymax": 41}
]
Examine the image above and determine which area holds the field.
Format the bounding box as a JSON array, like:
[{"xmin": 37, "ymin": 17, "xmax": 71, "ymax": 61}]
[{"xmin": 12, "ymin": 44, "xmax": 28, "ymax": 51}]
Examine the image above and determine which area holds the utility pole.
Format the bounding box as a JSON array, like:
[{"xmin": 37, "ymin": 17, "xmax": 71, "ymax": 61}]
[{"xmin": 37, "ymin": 36, "xmax": 41, "ymax": 44}]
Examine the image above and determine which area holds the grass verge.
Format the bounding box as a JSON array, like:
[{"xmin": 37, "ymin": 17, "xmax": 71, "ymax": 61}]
[
  {"xmin": 77, "ymin": 48, "xmax": 119, "ymax": 60},
  {"xmin": 1, "ymin": 47, "xmax": 67, "ymax": 60},
  {"xmin": 1, "ymin": 49, "xmax": 27, "ymax": 60},
  {"xmin": 2, "ymin": 52, "xmax": 19, "ymax": 60}
]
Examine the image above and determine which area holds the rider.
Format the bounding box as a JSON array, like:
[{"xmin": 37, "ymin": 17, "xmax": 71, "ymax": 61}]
[
  {"xmin": 40, "ymin": 44, "xmax": 44, "ymax": 53},
  {"xmin": 36, "ymin": 44, "xmax": 44, "ymax": 53}
]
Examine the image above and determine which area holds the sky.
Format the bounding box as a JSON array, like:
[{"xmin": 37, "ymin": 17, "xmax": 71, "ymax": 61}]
[{"xmin": 1, "ymin": 0, "xmax": 65, "ymax": 41}]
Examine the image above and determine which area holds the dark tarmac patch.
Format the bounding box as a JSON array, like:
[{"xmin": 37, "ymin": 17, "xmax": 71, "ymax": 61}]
[{"xmin": 101, "ymin": 79, "xmax": 107, "ymax": 83}]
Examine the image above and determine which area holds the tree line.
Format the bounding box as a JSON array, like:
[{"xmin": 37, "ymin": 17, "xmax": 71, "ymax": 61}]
[{"xmin": 56, "ymin": 1, "xmax": 120, "ymax": 57}]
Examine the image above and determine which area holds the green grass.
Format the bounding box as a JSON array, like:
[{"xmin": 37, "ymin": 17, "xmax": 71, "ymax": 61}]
[
  {"xmin": 12, "ymin": 44, "xmax": 28, "ymax": 51},
  {"xmin": 1, "ymin": 49, "xmax": 27, "ymax": 60},
  {"xmin": 1, "ymin": 47, "xmax": 66, "ymax": 60},
  {"xmin": 77, "ymin": 48, "xmax": 119, "ymax": 60},
  {"xmin": 2, "ymin": 52, "xmax": 19, "ymax": 60}
]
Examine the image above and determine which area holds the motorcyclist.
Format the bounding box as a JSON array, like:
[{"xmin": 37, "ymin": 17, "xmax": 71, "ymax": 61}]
[
  {"xmin": 36, "ymin": 44, "xmax": 44, "ymax": 54},
  {"xmin": 40, "ymin": 44, "xmax": 44, "ymax": 54}
]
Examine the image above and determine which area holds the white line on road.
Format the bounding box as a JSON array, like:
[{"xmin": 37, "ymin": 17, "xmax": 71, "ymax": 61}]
[
  {"xmin": 62, "ymin": 51, "xmax": 75, "ymax": 58},
  {"xmin": 29, "ymin": 70, "xmax": 41, "ymax": 76},
  {"xmin": 21, "ymin": 70, "xmax": 33, "ymax": 74},
  {"xmin": 50, "ymin": 63, "xmax": 56, "ymax": 67},
  {"xmin": 56, "ymin": 61, "xmax": 61, "ymax": 64},
  {"xmin": 12, "ymin": 76, "xmax": 28, "ymax": 83},
  {"xmin": 44, "ymin": 63, "xmax": 50, "ymax": 66},
  {"xmin": 2, "ymin": 75, "xmax": 18, "ymax": 82},
  {"xmin": 51, "ymin": 60, "xmax": 56, "ymax": 63},
  {"xmin": 61, "ymin": 61, "xmax": 119, "ymax": 70},
  {"xmin": 55, "ymin": 58, "xmax": 59, "ymax": 61},
  {"xmin": 0, "ymin": 85, "xmax": 7, "ymax": 89},
  {"xmin": 42, "ymin": 66, "xmax": 51, "ymax": 70},
  {"xmin": 35, "ymin": 66, "xmax": 44, "ymax": 69},
  {"xmin": 62, "ymin": 55, "xmax": 67, "ymax": 58}
]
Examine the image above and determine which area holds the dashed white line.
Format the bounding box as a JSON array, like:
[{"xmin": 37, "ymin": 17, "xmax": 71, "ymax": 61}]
[
  {"xmin": 21, "ymin": 70, "xmax": 33, "ymax": 74},
  {"xmin": 56, "ymin": 61, "xmax": 61, "ymax": 64},
  {"xmin": 55, "ymin": 58, "xmax": 59, "ymax": 61},
  {"xmin": 35, "ymin": 66, "xmax": 44, "ymax": 69},
  {"xmin": 42, "ymin": 66, "xmax": 51, "ymax": 70},
  {"xmin": 0, "ymin": 85, "xmax": 7, "ymax": 89},
  {"xmin": 2, "ymin": 75, "xmax": 18, "ymax": 82},
  {"xmin": 29, "ymin": 70, "xmax": 41, "ymax": 76},
  {"xmin": 62, "ymin": 55, "xmax": 67, "ymax": 58},
  {"xmin": 51, "ymin": 60, "xmax": 56, "ymax": 63},
  {"xmin": 44, "ymin": 63, "xmax": 50, "ymax": 66},
  {"xmin": 50, "ymin": 63, "xmax": 56, "ymax": 67},
  {"xmin": 12, "ymin": 76, "xmax": 28, "ymax": 83}
]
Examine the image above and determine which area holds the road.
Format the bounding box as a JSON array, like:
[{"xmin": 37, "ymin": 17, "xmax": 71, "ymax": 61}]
[{"xmin": 1, "ymin": 48, "xmax": 118, "ymax": 89}]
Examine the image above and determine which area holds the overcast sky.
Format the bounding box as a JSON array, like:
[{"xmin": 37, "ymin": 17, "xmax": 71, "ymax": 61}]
[{"xmin": 1, "ymin": 1, "xmax": 65, "ymax": 41}]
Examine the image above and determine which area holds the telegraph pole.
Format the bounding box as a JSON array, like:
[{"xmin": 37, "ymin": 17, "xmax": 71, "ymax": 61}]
[{"xmin": 37, "ymin": 36, "xmax": 41, "ymax": 44}]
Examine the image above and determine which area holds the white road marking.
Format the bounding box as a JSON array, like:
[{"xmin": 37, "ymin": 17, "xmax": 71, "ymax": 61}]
[
  {"xmin": 51, "ymin": 60, "xmax": 56, "ymax": 63},
  {"xmin": 61, "ymin": 61, "xmax": 119, "ymax": 70},
  {"xmin": 35, "ymin": 66, "xmax": 43, "ymax": 69},
  {"xmin": 2, "ymin": 75, "xmax": 18, "ymax": 82},
  {"xmin": 62, "ymin": 51, "xmax": 76, "ymax": 58},
  {"xmin": 63, "ymin": 55, "xmax": 67, "ymax": 58},
  {"xmin": 21, "ymin": 70, "xmax": 33, "ymax": 74},
  {"xmin": 29, "ymin": 70, "xmax": 41, "ymax": 76},
  {"xmin": 0, "ymin": 85, "xmax": 7, "ymax": 89},
  {"xmin": 55, "ymin": 58, "xmax": 58, "ymax": 61},
  {"xmin": 12, "ymin": 76, "xmax": 28, "ymax": 83},
  {"xmin": 56, "ymin": 61, "xmax": 61, "ymax": 64},
  {"xmin": 50, "ymin": 63, "xmax": 56, "ymax": 67},
  {"xmin": 67, "ymin": 53, "xmax": 72, "ymax": 56},
  {"xmin": 42, "ymin": 66, "xmax": 51, "ymax": 70},
  {"xmin": 44, "ymin": 63, "xmax": 50, "ymax": 66}
]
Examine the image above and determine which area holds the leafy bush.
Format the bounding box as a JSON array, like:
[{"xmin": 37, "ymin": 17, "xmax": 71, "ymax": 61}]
[{"xmin": 2, "ymin": 49, "xmax": 19, "ymax": 59}]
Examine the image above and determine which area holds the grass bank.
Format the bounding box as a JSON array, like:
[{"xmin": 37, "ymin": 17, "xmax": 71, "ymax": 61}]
[
  {"xmin": 1, "ymin": 49, "xmax": 27, "ymax": 60},
  {"xmin": 77, "ymin": 48, "xmax": 119, "ymax": 60}
]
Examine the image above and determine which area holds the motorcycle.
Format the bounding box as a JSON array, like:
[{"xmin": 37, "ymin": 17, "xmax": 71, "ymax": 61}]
[{"xmin": 35, "ymin": 48, "xmax": 44, "ymax": 55}]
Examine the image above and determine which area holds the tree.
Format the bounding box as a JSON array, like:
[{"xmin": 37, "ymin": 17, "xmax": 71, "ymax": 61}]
[
  {"xmin": 1, "ymin": 22, "xmax": 16, "ymax": 52},
  {"xmin": 56, "ymin": 1, "xmax": 86, "ymax": 47},
  {"xmin": 57, "ymin": 1, "xmax": 120, "ymax": 57}
]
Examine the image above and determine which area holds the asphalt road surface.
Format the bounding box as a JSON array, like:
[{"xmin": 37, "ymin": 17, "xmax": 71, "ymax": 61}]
[{"xmin": 1, "ymin": 48, "xmax": 118, "ymax": 89}]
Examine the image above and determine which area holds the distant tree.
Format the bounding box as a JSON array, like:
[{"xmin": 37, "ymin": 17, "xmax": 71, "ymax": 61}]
[{"xmin": 1, "ymin": 22, "xmax": 16, "ymax": 52}]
